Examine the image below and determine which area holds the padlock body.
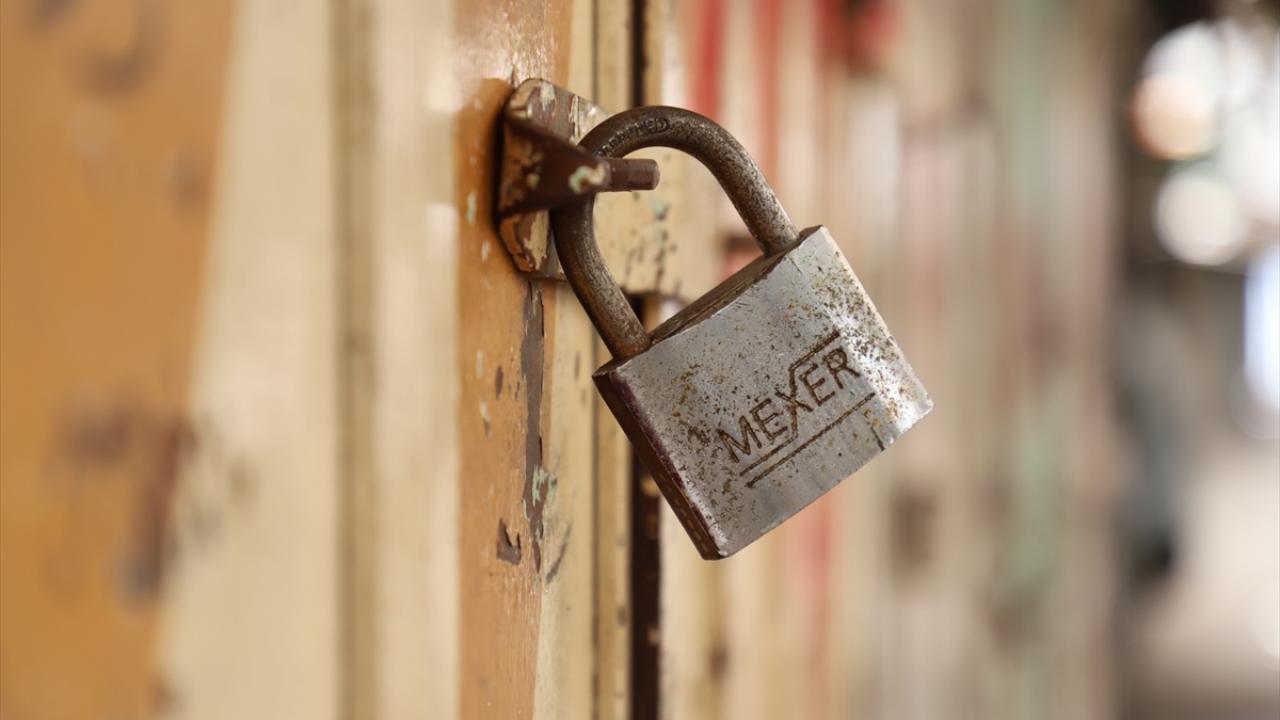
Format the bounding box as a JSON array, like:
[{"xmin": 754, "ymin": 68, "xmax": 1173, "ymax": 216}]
[{"xmin": 595, "ymin": 226, "xmax": 931, "ymax": 559}]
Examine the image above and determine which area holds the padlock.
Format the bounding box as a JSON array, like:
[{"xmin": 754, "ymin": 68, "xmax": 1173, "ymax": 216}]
[{"xmin": 551, "ymin": 106, "xmax": 931, "ymax": 559}]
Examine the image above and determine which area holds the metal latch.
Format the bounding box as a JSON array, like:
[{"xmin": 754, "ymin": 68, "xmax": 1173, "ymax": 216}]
[{"xmin": 493, "ymin": 79, "xmax": 658, "ymax": 279}]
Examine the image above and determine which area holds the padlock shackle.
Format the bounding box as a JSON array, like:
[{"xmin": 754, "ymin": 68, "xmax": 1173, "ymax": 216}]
[{"xmin": 551, "ymin": 106, "xmax": 798, "ymax": 360}]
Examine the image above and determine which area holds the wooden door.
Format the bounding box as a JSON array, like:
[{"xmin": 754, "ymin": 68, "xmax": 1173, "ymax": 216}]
[{"xmin": 2, "ymin": 1, "xmax": 717, "ymax": 718}]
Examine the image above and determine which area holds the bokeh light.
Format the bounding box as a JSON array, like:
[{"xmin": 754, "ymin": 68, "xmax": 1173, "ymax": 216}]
[{"xmin": 1155, "ymin": 163, "xmax": 1248, "ymax": 265}]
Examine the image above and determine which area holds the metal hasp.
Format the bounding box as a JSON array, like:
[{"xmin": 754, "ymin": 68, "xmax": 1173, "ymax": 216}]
[
  {"xmin": 494, "ymin": 79, "xmax": 659, "ymax": 277},
  {"xmin": 551, "ymin": 107, "xmax": 933, "ymax": 560}
]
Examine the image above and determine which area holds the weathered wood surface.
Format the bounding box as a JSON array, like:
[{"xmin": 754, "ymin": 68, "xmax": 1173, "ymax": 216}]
[
  {"xmin": 155, "ymin": 2, "xmax": 343, "ymax": 718},
  {"xmin": 452, "ymin": 2, "xmax": 596, "ymax": 718},
  {"xmin": 334, "ymin": 0, "xmax": 461, "ymax": 716}
]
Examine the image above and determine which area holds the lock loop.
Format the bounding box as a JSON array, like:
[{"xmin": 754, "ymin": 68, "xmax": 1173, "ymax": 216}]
[{"xmin": 551, "ymin": 106, "xmax": 797, "ymax": 361}]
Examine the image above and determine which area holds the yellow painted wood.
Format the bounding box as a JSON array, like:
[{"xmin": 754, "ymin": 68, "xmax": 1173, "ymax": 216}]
[
  {"xmin": 332, "ymin": 0, "xmax": 462, "ymax": 718},
  {"xmin": 452, "ymin": 2, "xmax": 604, "ymax": 718},
  {"xmin": 0, "ymin": 1, "xmax": 234, "ymax": 717}
]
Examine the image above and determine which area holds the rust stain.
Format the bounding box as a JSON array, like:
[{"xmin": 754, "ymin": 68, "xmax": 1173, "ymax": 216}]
[
  {"xmin": 30, "ymin": 0, "xmax": 77, "ymax": 27},
  {"xmin": 57, "ymin": 400, "xmax": 137, "ymax": 467},
  {"xmin": 708, "ymin": 639, "xmax": 730, "ymax": 683},
  {"xmin": 543, "ymin": 522, "xmax": 571, "ymax": 583},
  {"xmin": 44, "ymin": 400, "xmax": 199, "ymax": 603},
  {"xmin": 165, "ymin": 148, "xmax": 211, "ymax": 212},
  {"xmin": 119, "ymin": 415, "xmax": 191, "ymax": 602},
  {"xmin": 454, "ymin": 1, "xmax": 575, "ymax": 716},
  {"xmin": 227, "ymin": 460, "xmax": 256, "ymax": 508},
  {"xmin": 890, "ymin": 483, "xmax": 937, "ymax": 583},
  {"xmin": 520, "ymin": 284, "xmax": 547, "ymax": 570},
  {"xmin": 150, "ymin": 677, "xmax": 180, "ymax": 717},
  {"xmin": 496, "ymin": 519, "xmax": 523, "ymax": 566},
  {"xmin": 80, "ymin": 0, "xmax": 164, "ymax": 95}
]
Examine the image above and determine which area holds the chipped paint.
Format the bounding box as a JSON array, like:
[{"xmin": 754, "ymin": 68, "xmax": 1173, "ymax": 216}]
[
  {"xmin": 646, "ymin": 193, "xmax": 671, "ymax": 221},
  {"xmin": 544, "ymin": 523, "xmax": 572, "ymax": 582},
  {"xmin": 529, "ymin": 466, "xmax": 557, "ymax": 507},
  {"xmin": 496, "ymin": 520, "xmax": 523, "ymax": 565},
  {"xmin": 465, "ymin": 191, "xmax": 477, "ymax": 225},
  {"xmin": 567, "ymin": 164, "xmax": 607, "ymax": 194},
  {"xmin": 47, "ymin": 401, "xmax": 196, "ymax": 603},
  {"xmin": 519, "ymin": 284, "xmax": 547, "ymax": 569},
  {"xmin": 537, "ymin": 78, "xmax": 555, "ymax": 111}
]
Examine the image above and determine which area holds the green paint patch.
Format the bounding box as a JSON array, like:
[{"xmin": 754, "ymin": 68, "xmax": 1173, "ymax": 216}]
[
  {"xmin": 647, "ymin": 194, "xmax": 670, "ymax": 221},
  {"xmin": 568, "ymin": 165, "xmax": 607, "ymax": 194},
  {"xmin": 530, "ymin": 466, "xmax": 558, "ymax": 506}
]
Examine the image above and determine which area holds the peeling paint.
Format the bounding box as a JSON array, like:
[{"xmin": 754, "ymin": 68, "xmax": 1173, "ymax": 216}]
[
  {"xmin": 519, "ymin": 284, "xmax": 547, "ymax": 569},
  {"xmin": 529, "ymin": 466, "xmax": 557, "ymax": 507},
  {"xmin": 46, "ymin": 399, "xmax": 201, "ymax": 604},
  {"xmin": 496, "ymin": 520, "xmax": 522, "ymax": 566},
  {"xmin": 646, "ymin": 193, "xmax": 670, "ymax": 221},
  {"xmin": 537, "ymin": 78, "xmax": 555, "ymax": 111},
  {"xmin": 544, "ymin": 523, "xmax": 572, "ymax": 582},
  {"xmin": 567, "ymin": 164, "xmax": 606, "ymax": 194},
  {"xmin": 465, "ymin": 191, "xmax": 477, "ymax": 225}
]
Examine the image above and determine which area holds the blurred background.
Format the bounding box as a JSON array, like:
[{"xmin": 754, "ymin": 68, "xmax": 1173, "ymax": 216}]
[{"xmin": 1, "ymin": 0, "xmax": 1277, "ymax": 719}]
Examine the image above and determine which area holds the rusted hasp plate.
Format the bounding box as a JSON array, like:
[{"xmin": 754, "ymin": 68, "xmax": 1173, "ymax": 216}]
[{"xmin": 495, "ymin": 79, "xmax": 658, "ymax": 277}]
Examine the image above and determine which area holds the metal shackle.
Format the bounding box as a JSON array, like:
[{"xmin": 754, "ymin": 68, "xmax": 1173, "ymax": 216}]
[{"xmin": 550, "ymin": 106, "xmax": 798, "ymax": 361}]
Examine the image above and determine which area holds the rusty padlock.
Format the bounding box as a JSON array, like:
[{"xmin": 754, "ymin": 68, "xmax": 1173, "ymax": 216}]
[{"xmin": 551, "ymin": 107, "xmax": 931, "ymax": 559}]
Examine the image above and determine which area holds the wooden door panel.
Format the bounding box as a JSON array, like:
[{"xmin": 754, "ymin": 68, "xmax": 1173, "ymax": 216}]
[
  {"xmin": 0, "ymin": 2, "xmax": 237, "ymax": 717},
  {"xmin": 452, "ymin": 2, "xmax": 595, "ymax": 718}
]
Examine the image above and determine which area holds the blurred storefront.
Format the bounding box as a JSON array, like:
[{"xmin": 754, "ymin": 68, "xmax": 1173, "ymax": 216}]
[{"xmin": 1118, "ymin": 3, "xmax": 1280, "ymax": 719}]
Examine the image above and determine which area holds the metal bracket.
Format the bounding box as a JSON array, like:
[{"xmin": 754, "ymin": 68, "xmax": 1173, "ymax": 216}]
[{"xmin": 494, "ymin": 78, "xmax": 657, "ymax": 278}]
